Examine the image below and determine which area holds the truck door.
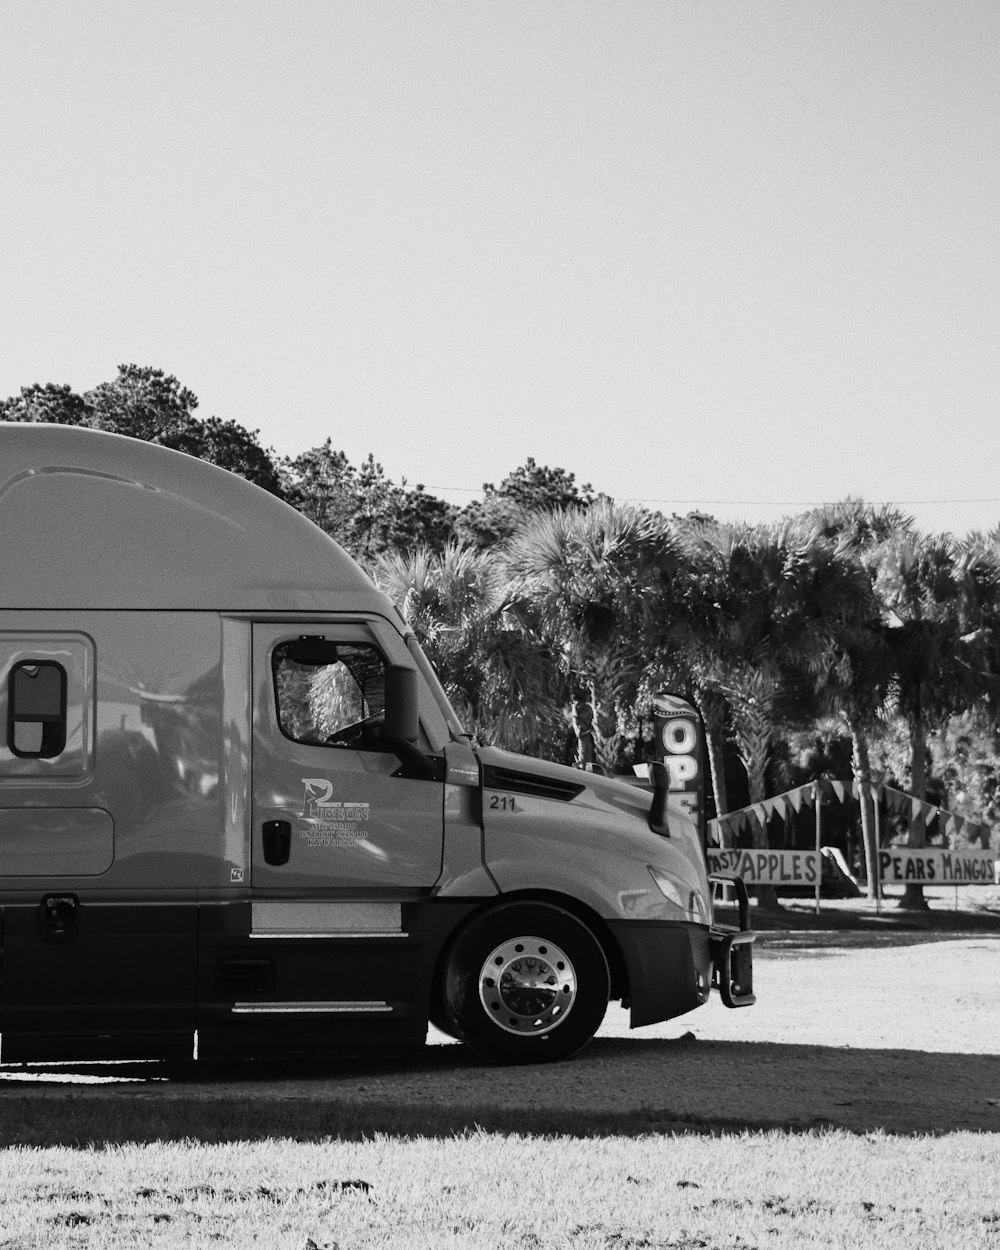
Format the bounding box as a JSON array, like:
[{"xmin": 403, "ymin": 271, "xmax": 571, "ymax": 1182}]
[
  {"xmin": 250, "ymin": 623, "xmax": 445, "ymax": 890},
  {"xmin": 196, "ymin": 622, "xmax": 447, "ymax": 1055}
]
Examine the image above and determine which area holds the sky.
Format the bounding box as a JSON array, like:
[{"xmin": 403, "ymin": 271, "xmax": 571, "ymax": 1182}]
[{"xmin": 2, "ymin": 1, "xmax": 997, "ymax": 536}]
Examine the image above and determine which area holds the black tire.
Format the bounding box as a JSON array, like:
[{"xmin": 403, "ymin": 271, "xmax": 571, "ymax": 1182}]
[{"xmin": 441, "ymin": 902, "xmax": 610, "ymax": 1064}]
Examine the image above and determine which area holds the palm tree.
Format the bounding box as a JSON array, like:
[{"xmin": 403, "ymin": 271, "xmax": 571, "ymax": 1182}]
[
  {"xmin": 875, "ymin": 531, "xmax": 1000, "ymax": 907},
  {"xmin": 818, "ymin": 606, "xmax": 892, "ymax": 900},
  {"xmin": 502, "ymin": 501, "xmax": 680, "ymax": 773},
  {"xmin": 673, "ymin": 518, "xmax": 875, "ymax": 908},
  {"xmin": 804, "ymin": 499, "xmax": 914, "ymax": 898},
  {"xmin": 372, "ymin": 543, "xmax": 562, "ymax": 752}
]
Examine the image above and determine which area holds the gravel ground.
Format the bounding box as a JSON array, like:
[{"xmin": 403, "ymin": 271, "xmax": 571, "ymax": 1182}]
[{"xmin": 599, "ymin": 931, "xmax": 999, "ymax": 1054}]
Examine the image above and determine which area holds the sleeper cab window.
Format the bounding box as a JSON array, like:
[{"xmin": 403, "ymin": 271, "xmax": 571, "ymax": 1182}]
[
  {"xmin": 8, "ymin": 660, "xmax": 68, "ymax": 758},
  {"xmin": 272, "ymin": 639, "xmax": 388, "ymax": 751}
]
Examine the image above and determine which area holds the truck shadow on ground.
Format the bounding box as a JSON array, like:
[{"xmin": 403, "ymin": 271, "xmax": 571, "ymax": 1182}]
[{"xmin": 1, "ymin": 1035, "xmax": 997, "ymax": 1144}]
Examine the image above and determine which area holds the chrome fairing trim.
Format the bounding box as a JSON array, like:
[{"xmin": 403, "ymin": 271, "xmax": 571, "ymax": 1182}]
[{"xmin": 232, "ymin": 1001, "xmax": 392, "ymax": 1014}]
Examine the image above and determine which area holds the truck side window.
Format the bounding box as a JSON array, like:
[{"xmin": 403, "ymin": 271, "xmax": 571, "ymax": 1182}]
[
  {"xmin": 273, "ymin": 641, "xmax": 387, "ymax": 750},
  {"xmin": 8, "ymin": 661, "xmax": 67, "ymax": 758}
]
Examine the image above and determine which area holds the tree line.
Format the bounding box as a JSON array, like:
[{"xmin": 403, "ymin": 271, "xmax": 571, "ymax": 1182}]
[
  {"xmin": 0, "ymin": 365, "xmax": 589, "ymax": 557},
  {"xmin": 6, "ymin": 365, "xmax": 999, "ymax": 907}
]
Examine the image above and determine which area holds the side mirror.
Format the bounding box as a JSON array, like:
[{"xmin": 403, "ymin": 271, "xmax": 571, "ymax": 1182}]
[
  {"xmin": 647, "ymin": 760, "xmax": 671, "ymax": 837},
  {"xmin": 384, "ymin": 666, "xmax": 437, "ymax": 780},
  {"xmin": 385, "ymin": 665, "xmax": 420, "ymax": 744}
]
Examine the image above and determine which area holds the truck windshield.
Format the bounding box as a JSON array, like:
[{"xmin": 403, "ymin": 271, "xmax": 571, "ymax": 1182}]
[{"xmin": 406, "ymin": 637, "xmax": 469, "ymax": 741}]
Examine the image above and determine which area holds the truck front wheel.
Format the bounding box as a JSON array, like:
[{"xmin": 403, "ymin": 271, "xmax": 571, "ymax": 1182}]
[{"xmin": 441, "ymin": 902, "xmax": 610, "ymax": 1064}]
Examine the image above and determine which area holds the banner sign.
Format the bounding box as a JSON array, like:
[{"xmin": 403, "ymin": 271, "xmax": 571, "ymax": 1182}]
[
  {"xmin": 708, "ymin": 848, "xmax": 821, "ymax": 886},
  {"xmin": 877, "ymin": 848, "xmax": 997, "ymax": 885},
  {"xmin": 652, "ymin": 692, "xmax": 704, "ymax": 840},
  {"xmin": 708, "ymin": 781, "xmax": 992, "ymax": 850}
]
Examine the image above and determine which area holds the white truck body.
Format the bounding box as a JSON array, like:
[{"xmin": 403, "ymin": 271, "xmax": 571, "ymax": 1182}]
[{"xmin": 0, "ymin": 424, "xmax": 752, "ymax": 1064}]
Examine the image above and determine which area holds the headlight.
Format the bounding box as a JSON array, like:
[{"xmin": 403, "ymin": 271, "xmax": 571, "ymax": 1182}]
[{"xmin": 648, "ymin": 865, "xmax": 708, "ymax": 922}]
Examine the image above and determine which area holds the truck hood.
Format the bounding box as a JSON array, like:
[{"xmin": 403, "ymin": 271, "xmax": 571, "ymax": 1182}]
[
  {"xmin": 475, "ymin": 744, "xmax": 659, "ymax": 824},
  {"xmin": 473, "ymin": 744, "xmax": 711, "ymax": 916}
]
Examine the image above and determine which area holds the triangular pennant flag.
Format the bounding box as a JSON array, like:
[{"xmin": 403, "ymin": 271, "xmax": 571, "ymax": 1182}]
[
  {"xmin": 752, "ymin": 803, "xmax": 767, "ymax": 826},
  {"xmin": 830, "ymin": 780, "xmax": 846, "ymax": 804},
  {"xmin": 788, "ymin": 787, "xmax": 804, "ymax": 813},
  {"xmin": 884, "ymin": 786, "xmax": 904, "ymax": 813}
]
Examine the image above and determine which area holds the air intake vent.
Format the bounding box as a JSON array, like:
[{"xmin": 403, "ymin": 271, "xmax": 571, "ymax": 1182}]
[{"xmin": 482, "ymin": 765, "xmax": 585, "ymax": 802}]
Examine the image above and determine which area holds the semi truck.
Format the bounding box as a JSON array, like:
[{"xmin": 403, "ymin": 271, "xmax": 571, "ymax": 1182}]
[{"xmin": 0, "ymin": 423, "xmax": 753, "ymax": 1066}]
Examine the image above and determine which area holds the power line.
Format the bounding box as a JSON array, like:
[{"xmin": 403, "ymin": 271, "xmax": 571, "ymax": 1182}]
[
  {"xmin": 624, "ymin": 497, "xmax": 1000, "ymax": 508},
  {"xmin": 421, "ymin": 485, "xmax": 1000, "ymax": 509}
]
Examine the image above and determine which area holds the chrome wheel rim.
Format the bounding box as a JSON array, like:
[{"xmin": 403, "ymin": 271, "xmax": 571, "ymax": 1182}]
[{"xmin": 478, "ymin": 936, "xmax": 577, "ymax": 1036}]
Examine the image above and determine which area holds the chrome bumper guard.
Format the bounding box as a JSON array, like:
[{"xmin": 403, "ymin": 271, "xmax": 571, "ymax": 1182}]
[{"xmin": 708, "ymin": 872, "xmax": 756, "ymax": 1008}]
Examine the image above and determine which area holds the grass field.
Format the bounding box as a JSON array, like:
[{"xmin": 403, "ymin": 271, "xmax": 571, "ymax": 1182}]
[
  {"xmin": 2, "ymin": 900, "xmax": 997, "ymax": 1248},
  {"xmin": 0, "ymin": 1129, "xmax": 998, "ymax": 1249}
]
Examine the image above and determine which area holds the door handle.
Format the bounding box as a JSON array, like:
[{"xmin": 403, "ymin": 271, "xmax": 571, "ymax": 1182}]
[
  {"xmin": 40, "ymin": 893, "xmax": 79, "ymax": 942},
  {"xmin": 262, "ymin": 820, "xmax": 291, "ymax": 866}
]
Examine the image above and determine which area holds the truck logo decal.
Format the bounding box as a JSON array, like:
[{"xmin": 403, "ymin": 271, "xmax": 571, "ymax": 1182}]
[{"xmin": 299, "ymin": 778, "xmax": 370, "ymax": 847}]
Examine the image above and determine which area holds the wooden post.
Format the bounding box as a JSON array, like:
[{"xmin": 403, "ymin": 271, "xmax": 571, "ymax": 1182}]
[
  {"xmin": 873, "ymin": 794, "xmax": 882, "ymax": 912},
  {"xmin": 814, "ymin": 780, "xmax": 822, "ymax": 917}
]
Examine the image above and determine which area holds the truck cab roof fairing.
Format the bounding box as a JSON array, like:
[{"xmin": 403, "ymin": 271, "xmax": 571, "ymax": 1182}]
[{"xmin": 0, "ymin": 424, "xmax": 393, "ymax": 613}]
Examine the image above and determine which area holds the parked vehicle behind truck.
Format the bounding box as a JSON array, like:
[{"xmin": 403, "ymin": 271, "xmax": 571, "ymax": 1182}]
[{"xmin": 0, "ymin": 424, "xmax": 753, "ymax": 1065}]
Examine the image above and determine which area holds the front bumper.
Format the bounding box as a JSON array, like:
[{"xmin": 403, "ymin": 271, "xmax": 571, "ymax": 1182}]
[
  {"xmin": 708, "ymin": 872, "xmax": 756, "ymax": 1007},
  {"xmin": 606, "ymin": 873, "xmax": 756, "ymax": 1028},
  {"xmin": 607, "ymin": 918, "xmax": 712, "ymax": 1028}
]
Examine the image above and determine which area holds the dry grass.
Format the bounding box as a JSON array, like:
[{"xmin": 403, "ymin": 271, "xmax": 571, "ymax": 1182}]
[{"xmin": 0, "ymin": 1130, "xmax": 998, "ymax": 1249}]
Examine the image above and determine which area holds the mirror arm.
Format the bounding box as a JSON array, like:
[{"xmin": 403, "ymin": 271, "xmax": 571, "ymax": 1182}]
[{"xmin": 390, "ymin": 738, "xmax": 439, "ymax": 780}]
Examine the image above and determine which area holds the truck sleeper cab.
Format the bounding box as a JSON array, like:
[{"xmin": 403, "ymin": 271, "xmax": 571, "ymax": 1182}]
[{"xmin": 0, "ymin": 425, "xmax": 753, "ymax": 1066}]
